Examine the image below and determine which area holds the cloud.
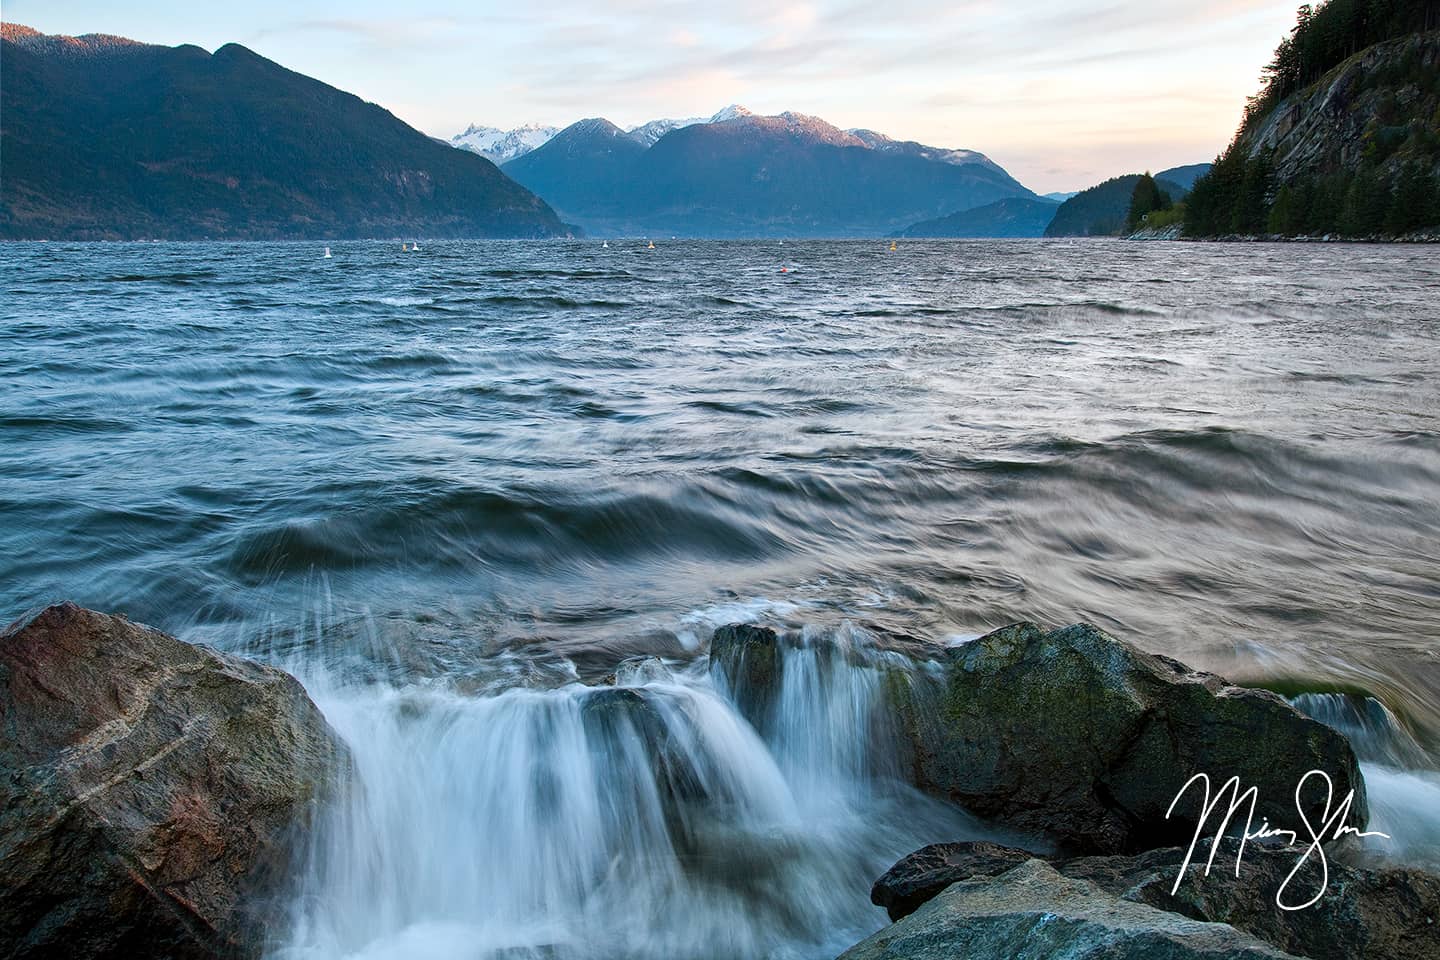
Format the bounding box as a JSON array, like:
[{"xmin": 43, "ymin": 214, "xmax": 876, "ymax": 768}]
[
  {"xmin": 221, "ymin": 0, "xmax": 1297, "ymax": 192},
  {"xmin": 248, "ymin": 15, "xmax": 470, "ymax": 51}
]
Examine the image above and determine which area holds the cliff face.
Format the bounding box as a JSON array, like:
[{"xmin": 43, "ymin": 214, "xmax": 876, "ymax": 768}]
[
  {"xmin": 1244, "ymin": 31, "xmax": 1440, "ymax": 182},
  {"xmin": 1184, "ymin": 25, "xmax": 1440, "ymax": 238}
]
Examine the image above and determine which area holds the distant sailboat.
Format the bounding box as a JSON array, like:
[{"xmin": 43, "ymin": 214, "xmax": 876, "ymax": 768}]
[
  {"xmin": 412, "ymin": 241, "xmax": 421, "ymax": 251},
  {"xmin": 602, "ymin": 240, "xmax": 609, "ymax": 248},
  {"xmin": 889, "ymin": 240, "xmax": 897, "ymax": 252},
  {"xmin": 647, "ymin": 240, "xmax": 656, "ymax": 249},
  {"xmin": 323, "ymin": 246, "xmax": 332, "ymax": 259},
  {"xmin": 402, "ymin": 243, "xmax": 409, "ymax": 252}
]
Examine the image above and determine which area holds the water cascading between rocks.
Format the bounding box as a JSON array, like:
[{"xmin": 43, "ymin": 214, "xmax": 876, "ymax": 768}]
[{"xmin": 276, "ymin": 624, "xmax": 987, "ymax": 960}]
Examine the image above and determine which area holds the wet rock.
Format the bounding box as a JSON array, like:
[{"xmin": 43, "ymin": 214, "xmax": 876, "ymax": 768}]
[
  {"xmin": 871, "ymin": 840, "xmax": 1440, "ymax": 960},
  {"xmin": 1066, "ymin": 843, "xmax": 1440, "ymax": 960},
  {"xmin": 579, "ymin": 686, "xmax": 709, "ymax": 809},
  {"xmin": 0, "ymin": 602, "xmax": 348, "ymax": 960},
  {"xmin": 842, "ymin": 858, "xmax": 1298, "ymax": 959},
  {"xmin": 871, "ymin": 840, "xmax": 1034, "ymax": 921},
  {"xmin": 708, "ymin": 623, "xmax": 781, "ymax": 726},
  {"xmin": 902, "ymin": 621, "xmax": 1368, "ymax": 854}
]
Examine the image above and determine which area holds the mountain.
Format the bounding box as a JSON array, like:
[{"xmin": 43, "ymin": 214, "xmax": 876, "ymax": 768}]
[
  {"xmin": 0, "ymin": 23, "xmax": 566, "ymax": 240},
  {"xmin": 1044, "ymin": 174, "xmax": 1186, "ymax": 237},
  {"xmin": 501, "ymin": 118, "xmax": 650, "ymax": 222},
  {"xmin": 445, "ymin": 105, "xmax": 754, "ymax": 162},
  {"xmin": 500, "ymin": 107, "xmax": 1035, "ymax": 236},
  {"xmin": 450, "ymin": 123, "xmax": 559, "ymax": 164},
  {"xmin": 1043, "ymin": 191, "xmax": 1079, "ymax": 202},
  {"xmin": 1155, "ymin": 163, "xmax": 1211, "ymax": 192},
  {"xmin": 1184, "ymin": 3, "xmax": 1440, "ymax": 237},
  {"xmin": 625, "ymin": 105, "xmax": 754, "ymax": 146},
  {"xmin": 893, "ymin": 197, "xmax": 1060, "ymax": 238},
  {"xmin": 844, "ymin": 129, "xmax": 1003, "ymax": 171}
]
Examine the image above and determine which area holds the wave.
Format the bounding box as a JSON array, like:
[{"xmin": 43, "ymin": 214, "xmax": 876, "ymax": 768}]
[{"xmin": 224, "ymin": 481, "xmax": 792, "ymax": 581}]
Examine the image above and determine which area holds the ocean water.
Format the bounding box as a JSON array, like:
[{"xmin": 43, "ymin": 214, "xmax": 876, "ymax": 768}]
[{"xmin": 3, "ymin": 239, "xmax": 1438, "ymax": 958}]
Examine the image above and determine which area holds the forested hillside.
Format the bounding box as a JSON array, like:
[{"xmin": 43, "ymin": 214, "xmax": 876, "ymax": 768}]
[{"xmin": 1184, "ymin": 1, "xmax": 1440, "ymax": 237}]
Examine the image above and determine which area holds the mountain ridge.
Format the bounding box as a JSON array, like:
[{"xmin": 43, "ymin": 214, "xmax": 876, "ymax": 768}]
[
  {"xmin": 0, "ymin": 23, "xmax": 567, "ymax": 240},
  {"xmin": 500, "ymin": 107, "xmax": 1035, "ymax": 237}
]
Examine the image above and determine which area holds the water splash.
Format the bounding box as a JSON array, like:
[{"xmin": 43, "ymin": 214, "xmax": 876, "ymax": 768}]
[
  {"xmin": 1292, "ymin": 692, "xmax": 1440, "ymax": 870},
  {"xmin": 277, "ymin": 624, "xmax": 986, "ymax": 960}
]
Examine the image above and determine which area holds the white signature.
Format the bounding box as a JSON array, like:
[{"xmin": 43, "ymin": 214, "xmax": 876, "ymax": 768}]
[{"xmin": 1165, "ymin": 770, "xmax": 1391, "ymax": 911}]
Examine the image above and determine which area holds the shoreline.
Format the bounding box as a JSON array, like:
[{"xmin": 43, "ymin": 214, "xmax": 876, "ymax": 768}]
[{"xmin": 4, "ymin": 603, "xmax": 1437, "ymax": 959}]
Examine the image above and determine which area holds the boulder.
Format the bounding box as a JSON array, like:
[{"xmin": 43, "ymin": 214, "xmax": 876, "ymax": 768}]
[
  {"xmin": 841, "ymin": 858, "xmax": 1299, "ymax": 959},
  {"xmin": 0, "ymin": 602, "xmax": 348, "ymax": 959},
  {"xmin": 1067, "ymin": 843, "xmax": 1440, "ymax": 960},
  {"xmin": 896, "ymin": 622, "xmax": 1367, "ymax": 853},
  {"xmin": 708, "ymin": 623, "xmax": 781, "ymax": 728},
  {"xmin": 871, "ymin": 840, "xmax": 1033, "ymax": 921},
  {"xmin": 871, "ymin": 840, "xmax": 1440, "ymax": 960}
]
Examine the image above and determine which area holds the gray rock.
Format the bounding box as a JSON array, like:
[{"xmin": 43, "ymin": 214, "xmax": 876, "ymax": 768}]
[
  {"xmin": 897, "ymin": 622, "xmax": 1368, "ymax": 854},
  {"xmin": 871, "ymin": 840, "xmax": 1440, "ymax": 960},
  {"xmin": 841, "ymin": 858, "xmax": 1299, "ymax": 959},
  {"xmin": 0, "ymin": 602, "xmax": 348, "ymax": 959},
  {"xmin": 1065, "ymin": 843, "xmax": 1440, "ymax": 960}
]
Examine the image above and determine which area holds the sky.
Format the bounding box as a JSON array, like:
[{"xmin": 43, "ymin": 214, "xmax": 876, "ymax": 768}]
[{"xmin": 6, "ymin": 1, "xmax": 1302, "ymax": 193}]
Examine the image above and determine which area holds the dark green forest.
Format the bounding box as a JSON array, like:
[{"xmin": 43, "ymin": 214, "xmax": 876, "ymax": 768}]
[
  {"xmin": 1184, "ymin": 0, "xmax": 1440, "ymax": 237},
  {"xmin": 1247, "ymin": 0, "xmax": 1440, "ymax": 122}
]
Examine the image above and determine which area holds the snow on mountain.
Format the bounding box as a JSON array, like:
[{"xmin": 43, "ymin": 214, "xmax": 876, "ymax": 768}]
[
  {"xmin": 624, "ymin": 106, "xmax": 755, "ymax": 145},
  {"xmin": 626, "ymin": 116, "xmax": 705, "ymax": 146},
  {"xmin": 847, "ymin": 129, "xmax": 1001, "ymax": 171},
  {"xmin": 451, "ymin": 105, "xmax": 999, "ymax": 175},
  {"xmin": 707, "ymin": 104, "xmax": 754, "ymax": 123},
  {"xmin": 450, "ymin": 123, "xmax": 559, "ymax": 164},
  {"xmin": 2, "ymin": 23, "xmax": 152, "ymax": 59}
]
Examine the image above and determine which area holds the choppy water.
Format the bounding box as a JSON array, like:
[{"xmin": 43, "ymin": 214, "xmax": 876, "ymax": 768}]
[{"xmin": 3, "ymin": 239, "xmax": 1439, "ymax": 958}]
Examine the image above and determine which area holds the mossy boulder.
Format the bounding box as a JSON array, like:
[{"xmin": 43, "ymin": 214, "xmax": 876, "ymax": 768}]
[
  {"xmin": 0, "ymin": 602, "xmax": 348, "ymax": 959},
  {"xmin": 903, "ymin": 622, "xmax": 1368, "ymax": 854},
  {"xmin": 708, "ymin": 623, "xmax": 782, "ymax": 729}
]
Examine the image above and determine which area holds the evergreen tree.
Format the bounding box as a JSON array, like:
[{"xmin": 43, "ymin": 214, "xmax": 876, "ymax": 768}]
[
  {"xmin": 1306, "ymin": 174, "xmax": 1345, "ymax": 234},
  {"xmin": 1384, "ymin": 163, "xmax": 1432, "ymax": 234},
  {"xmin": 1339, "ymin": 170, "xmax": 1389, "ymax": 236},
  {"xmin": 1233, "ymin": 153, "xmax": 1275, "ymax": 234},
  {"xmin": 1125, "ymin": 173, "xmax": 1172, "ymax": 232},
  {"xmin": 1268, "ymin": 184, "xmax": 1302, "ymax": 234}
]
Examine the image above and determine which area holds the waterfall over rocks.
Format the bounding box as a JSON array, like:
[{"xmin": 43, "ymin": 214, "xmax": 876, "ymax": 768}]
[{"xmin": 278, "ymin": 623, "xmax": 991, "ymax": 960}]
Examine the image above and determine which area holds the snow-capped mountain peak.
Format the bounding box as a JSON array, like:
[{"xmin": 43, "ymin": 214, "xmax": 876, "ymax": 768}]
[
  {"xmin": 449, "ymin": 105, "xmax": 997, "ymax": 173},
  {"xmin": 450, "ymin": 122, "xmax": 559, "ymax": 164},
  {"xmin": 707, "ymin": 104, "xmax": 753, "ymax": 123},
  {"xmin": 626, "ymin": 116, "xmax": 706, "ymax": 146}
]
